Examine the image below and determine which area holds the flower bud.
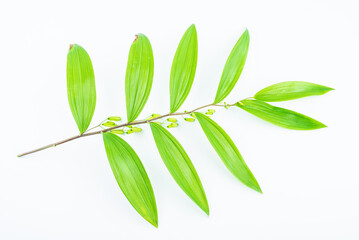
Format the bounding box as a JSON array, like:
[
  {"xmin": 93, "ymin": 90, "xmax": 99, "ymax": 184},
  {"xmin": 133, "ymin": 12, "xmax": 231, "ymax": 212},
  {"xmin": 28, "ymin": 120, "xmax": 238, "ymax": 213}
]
[
  {"xmin": 111, "ymin": 129, "xmax": 124, "ymax": 135},
  {"xmin": 205, "ymin": 111, "xmax": 213, "ymax": 115},
  {"xmin": 167, "ymin": 123, "xmax": 178, "ymax": 128},
  {"xmin": 108, "ymin": 116, "xmax": 121, "ymax": 121},
  {"xmin": 167, "ymin": 118, "xmax": 177, "ymax": 123},
  {"xmin": 207, "ymin": 109, "xmax": 215, "ymax": 113},
  {"xmin": 147, "ymin": 113, "xmax": 161, "ymax": 120},
  {"xmin": 184, "ymin": 118, "xmax": 195, "ymax": 122},
  {"xmin": 132, "ymin": 127, "xmax": 142, "ymax": 132},
  {"xmin": 102, "ymin": 121, "xmax": 117, "ymax": 127},
  {"xmin": 126, "ymin": 130, "xmax": 134, "ymax": 134}
]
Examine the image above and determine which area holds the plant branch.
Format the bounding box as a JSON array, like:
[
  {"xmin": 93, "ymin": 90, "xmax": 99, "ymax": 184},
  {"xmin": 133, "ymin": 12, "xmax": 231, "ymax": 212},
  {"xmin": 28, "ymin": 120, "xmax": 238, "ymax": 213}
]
[{"xmin": 17, "ymin": 102, "xmax": 236, "ymax": 157}]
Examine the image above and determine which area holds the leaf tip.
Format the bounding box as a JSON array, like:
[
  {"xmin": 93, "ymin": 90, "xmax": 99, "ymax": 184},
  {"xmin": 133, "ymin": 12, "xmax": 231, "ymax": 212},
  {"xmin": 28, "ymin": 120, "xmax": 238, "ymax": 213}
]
[
  {"xmin": 150, "ymin": 218, "xmax": 158, "ymax": 228},
  {"xmin": 318, "ymin": 122, "xmax": 328, "ymax": 129},
  {"xmin": 311, "ymin": 120, "xmax": 327, "ymax": 130},
  {"xmin": 198, "ymin": 198, "xmax": 210, "ymax": 216},
  {"xmin": 326, "ymin": 87, "xmax": 335, "ymax": 92},
  {"xmin": 243, "ymin": 28, "xmax": 250, "ymax": 40},
  {"xmin": 69, "ymin": 44, "xmax": 74, "ymax": 50},
  {"xmin": 255, "ymin": 186, "xmax": 263, "ymax": 194},
  {"xmin": 189, "ymin": 23, "xmax": 196, "ymax": 31},
  {"xmin": 204, "ymin": 206, "xmax": 210, "ymax": 216},
  {"xmin": 146, "ymin": 213, "xmax": 158, "ymax": 228}
]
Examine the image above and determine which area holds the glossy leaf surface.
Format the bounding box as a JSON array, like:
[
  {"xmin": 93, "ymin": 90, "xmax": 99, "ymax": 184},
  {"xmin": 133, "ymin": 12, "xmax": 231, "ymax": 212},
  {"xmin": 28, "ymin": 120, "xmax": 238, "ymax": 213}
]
[
  {"xmin": 194, "ymin": 112, "xmax": 262, "ymax": 193},
  {"xmin": 214, "ymin": 29, "xmax": 249, "ymax": 104},
  {"xmin": 102, "ymin": 132, "xmax": 158, "ymax": 227},
  {"xmin": 67, "ymin": 44, "xmax": 96, "ymax": 133},
  {"xmin": 236, "ymin": 99, "xmax": 327, "ymax": 130},
  {"xmin": 254, "ymin": 81, "xmax": 334, "ymax": 102},
  {"xmin": 170, "ymin": 24, "xmax": 198, "ymax": 113},
  {"xmin": 149, "ymin": 123, "xmax": 209, "ymax": 214},
  {"xmin": 125, "ymin": 34, "xmax": 154, "ymax": 122}
]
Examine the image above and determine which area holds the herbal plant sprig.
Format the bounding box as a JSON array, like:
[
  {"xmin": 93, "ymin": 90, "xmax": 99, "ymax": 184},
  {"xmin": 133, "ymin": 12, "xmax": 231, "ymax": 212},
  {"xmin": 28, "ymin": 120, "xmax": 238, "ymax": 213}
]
[{"xmin": 18, "ymin": 25, "xmax": 333, "ymax": 227}]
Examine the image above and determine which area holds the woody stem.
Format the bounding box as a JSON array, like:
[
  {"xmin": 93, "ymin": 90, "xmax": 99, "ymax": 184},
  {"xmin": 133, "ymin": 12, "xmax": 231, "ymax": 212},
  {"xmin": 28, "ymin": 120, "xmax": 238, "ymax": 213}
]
[{"xmin": 17, "ymin": 102, "xmax": 236, "ymax": 157}]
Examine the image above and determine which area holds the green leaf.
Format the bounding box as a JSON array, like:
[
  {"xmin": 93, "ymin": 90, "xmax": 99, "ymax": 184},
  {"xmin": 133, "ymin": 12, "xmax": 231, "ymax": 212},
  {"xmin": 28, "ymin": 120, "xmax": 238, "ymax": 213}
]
[
  {"xmin": 214, "ymin": 29, "xmax": 249, "ymax": 104},
  {"xmin": 66, "ymin": 44, "xmax": 96, "ymax": 133},
  {"xmin": 236, "ymin": 99, "xmax": 327, "ymax": 130},
  {"xmin": 125, "ymin": 34, "xmax": 154, "ymax": 122},
  {"xmin": 102, "ymin": 132, "xmax": 158, "ymax": 227},
  {"xmin": 254, "ymin": 81, "xmax": 334, "ymax": 102},
  {"xmin": 149, "ymin": 123, "xmax": 209, "ymax": 215},
  {"xmin": 194, "ymin": 112, "xmax": 262, "ymax": 193},
  {"xmin": 170, "ymin": 24, "xmax": 198, "ymax": 113}
]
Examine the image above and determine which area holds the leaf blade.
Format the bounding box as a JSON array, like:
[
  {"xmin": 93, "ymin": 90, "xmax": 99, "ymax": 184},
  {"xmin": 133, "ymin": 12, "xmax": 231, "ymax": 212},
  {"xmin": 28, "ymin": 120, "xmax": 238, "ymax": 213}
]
[
  {"xmin": 125, "ymin": 34, "xmax": 154, "ymax": 122},
  {"xmin": 194, "ymin": 112, "xmax": 261, "ymax": 193},
  {"xmin": 102, "ymin": 132, "xmax": 158, "ymax": 227},
  {"xmin": 149, "ymin": 123, "xmax": 209, "ymax": 214},
  {"xmin": 236, "ymin": 99, "xmax": 327, "ymax": 130},
  {"xmin": 254, "ymin": 81, "xmax": 334, "ymax": 102},
  {"xmin": 214, "ymin": 29, "xmax": 249, "ymax": 104},
  {"xmin": 170, "ymin": 24, "xmax": 198, "ymax": 113},
  {"xmin": 66, "ymin": 44, "xmax": 96, "ymax": 133}
]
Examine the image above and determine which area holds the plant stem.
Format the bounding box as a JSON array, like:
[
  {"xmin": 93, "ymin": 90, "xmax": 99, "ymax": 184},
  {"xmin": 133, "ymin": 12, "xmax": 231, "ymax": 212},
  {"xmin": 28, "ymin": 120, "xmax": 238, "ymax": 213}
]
[{"xmin": 17, "ymin": 102, "xmax": 235, "ymax": 157}]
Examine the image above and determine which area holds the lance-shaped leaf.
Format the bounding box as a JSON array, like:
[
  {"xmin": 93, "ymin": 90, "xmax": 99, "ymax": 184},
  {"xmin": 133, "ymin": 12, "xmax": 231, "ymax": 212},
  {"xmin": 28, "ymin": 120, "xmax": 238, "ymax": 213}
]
[
  {"xmin": 214, "ymin": 29, "xmax": 249, "ymax": 104},
  {"xmin": 67, "ymin": 44, "xmax": 96, "ymax": 133},
  {"xmin": 149, "ymin": 123, "xmax": 209, "ymax": 215},
  {"xmin": 194, "ymin": 112, "xmax": 262, "ymax": 193},
  {"xmin": 236, "ymin": 99, "xmax": 327, "ymax": 130},
  {"xmin": 125, "ymin": 34, "xmax": 154, "ymax": 122},
  {"xmin": 170, "ymin": 24, "xmax": 198, "ymax": 113},
  {"xmin": 102, "ymin": 132, "xmax": 158, "ymax": 227},
  {"xmin": 254, "ymin": 81, "xmax": 334, "ymax": 102}
]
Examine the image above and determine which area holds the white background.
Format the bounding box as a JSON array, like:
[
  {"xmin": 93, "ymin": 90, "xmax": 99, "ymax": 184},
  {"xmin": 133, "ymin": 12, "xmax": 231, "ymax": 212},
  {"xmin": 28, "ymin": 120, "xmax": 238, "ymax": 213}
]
[{"xmin": 1, "ymin": 0, "xmax": 358, "ymax": 239}]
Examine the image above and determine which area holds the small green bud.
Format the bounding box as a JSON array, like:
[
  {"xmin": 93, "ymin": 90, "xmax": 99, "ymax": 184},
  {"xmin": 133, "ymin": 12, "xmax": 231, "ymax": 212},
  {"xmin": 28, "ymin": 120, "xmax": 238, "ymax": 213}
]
[
  {"xmin": 167, "ymin": 123, "xmax": 178, "ymax": 128},
  {"xmin": 102, "ymin": 121, "xmax": 117, "ymax": 127},
  {"xmin": 208, "ymin": 109, "xmax": 215, "ymax": 113},
  {"xmin": 167, "ymin": 117, "xmax": 177, "ymax": 123},
  {"xmin": 224, "ymin": 102, "xmax": 228, "ymax": 109},
  {"xmin": 152, "ymin": 113, "xmax": 161, "ymax": 118},
  {"xmin": 147, "ymin": 113, "xmax": 161, "ymax": 120},
  {"xmin": 132, "ymin": 127, "xmax": 142, "ymax": 132},
  {"xmin": 190, "ymin": 113, "xmax": 196, "ymax": 118},
  {"xmin": 126, "ymin": 130, "xmax": 134, "ymax": 134},
  {"xmin": 127, "ymin": 125, "xmax": 133, "ymax": 128},
  {"xmin": 108, "ymin": 116, "xmax": 121, "ymax": 121},
  {"xmin": 205, "ymin": 111, "xmax": 213, "ymax": 115},
  {"xmin": 184, "ymin": 118, "xmax": 195, "ymax": 122},
  {"xmin": 111, "ymin": 129, "xmax": 124, "ymax": 135}
]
